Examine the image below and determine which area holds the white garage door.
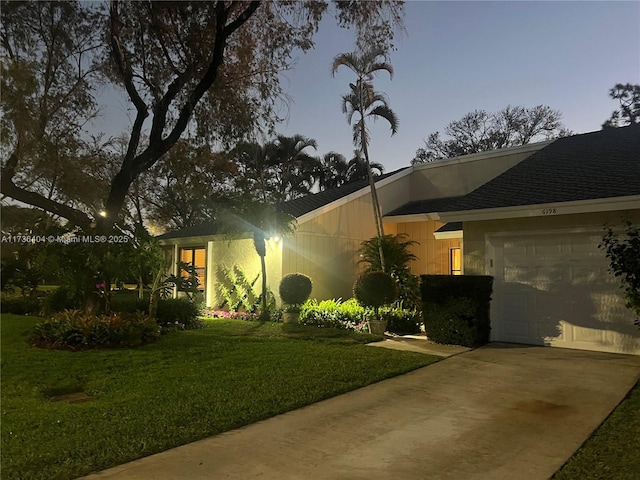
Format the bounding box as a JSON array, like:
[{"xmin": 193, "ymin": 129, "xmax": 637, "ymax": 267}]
[{"xmin": 488, "ymin": 230, "xmax": 640, "ymax": 355}]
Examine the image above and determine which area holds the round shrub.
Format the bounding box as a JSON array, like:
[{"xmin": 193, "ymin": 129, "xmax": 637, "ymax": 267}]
[
  {"xmin": 155, "ymin": 298, "xmax": 204, "ymax": 331},
  {"xmin": 353, "ymin": 271, "xmax": 398, "ymax": 309},
  {"xmin": 279, "ymin": 273, "xmax": 312, "ymax": 305}
]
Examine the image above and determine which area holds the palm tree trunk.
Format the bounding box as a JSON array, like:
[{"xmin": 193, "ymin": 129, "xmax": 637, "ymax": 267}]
[
  {"xmin": 260, "ymin": 253, "xmax": 267, "ymax": 313},
  {"xmin": 358, "ymin": 83, "xmax": 386, "ymax": 272}
]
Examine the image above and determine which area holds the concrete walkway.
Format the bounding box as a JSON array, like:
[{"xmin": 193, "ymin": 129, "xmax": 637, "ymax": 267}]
[
  {"xmin": 368, "ymin": 333, "xmax": 472, "ymax": 357},
  {"xmin": 82, "ymin": 344, "xmax": 640, "ymax": 480}
]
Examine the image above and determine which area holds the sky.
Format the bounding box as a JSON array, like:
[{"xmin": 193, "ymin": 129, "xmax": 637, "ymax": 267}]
[
  {"xmin": 94, "ymin": 1, "xmax": 640, "ymax": 174},
  {"xmin": 273, "ymin": 0, "xmax": 640, "ymax": 173}
]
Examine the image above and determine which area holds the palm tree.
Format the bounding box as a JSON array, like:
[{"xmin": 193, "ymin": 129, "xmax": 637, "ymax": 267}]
[
  {"xmin": 346, "ymin": 150, "xmax": 384, "ymax": 183},
  {"xmin": 317, "ymin": 152, "xmax": 349, "ymax": 190},
  {"xmin": 270, "ymin": 134, "xmax": 319, "ymax": 202},
  {"xmin": 220, "ymin": 202, "xmax": 296, "ymax": 317},
  {"xmin": 332, "ymin": 48, "xmax": 399, "ymax": 271}
]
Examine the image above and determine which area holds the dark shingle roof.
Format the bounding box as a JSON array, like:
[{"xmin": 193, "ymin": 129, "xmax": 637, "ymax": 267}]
[
  {"xmin": 385, "ymin": 125, "xmax": 640, "ymax": 218},
  {"xmin": 156, "ymin": 223, "xmax": 221, "ymax": 240},
  {"xmin": 279, "ymin": 167, "xmax": 409, "ymax": 217},
  {"xmin": 435, "ymin": 222, "xmax": 463, "ymax": 233},
  {"xmin": 441, "ymin": 125, "xmax": 640, "ymax": 212},
  {"xmin": 385, "ymin": 196, "xmax": 466, "ymax": 217}
]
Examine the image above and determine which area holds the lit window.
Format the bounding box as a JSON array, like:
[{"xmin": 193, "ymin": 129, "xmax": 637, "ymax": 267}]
[
  {"xmin": 450, "ymin": 247, "xmax": 462, "ymax": 275},
  {"xmin": 179, "ymin": 247, "xmax": 206, "ymax": 290}
]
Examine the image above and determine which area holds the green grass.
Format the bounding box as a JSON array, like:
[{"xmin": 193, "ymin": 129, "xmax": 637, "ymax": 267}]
[
  {"xmin": 553, "ymin": 380, "xmax": 640, "ymax": 480},
  {"xmin": 1, "ymin": 314, "xmax": 439, "ymax": 480}
]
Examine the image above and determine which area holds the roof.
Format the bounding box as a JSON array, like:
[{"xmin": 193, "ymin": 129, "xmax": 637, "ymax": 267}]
[
  {"xmin": 435, "ymin": 222, "xmax": 463, "ymax": 233},
  {"xmin": 279, "ymin": 167, "xmax": 409, "ymax": 217},
  {"xmin": 156, "ymin": 222, "xmax": 221, "ymax": 240},
  {"xmin": 387, "ymin": 125, "xmax": 640, "ymax": 218},
  {"xmin": 158, "ymin": 167, "xmax": 409, "ymax": 241}
]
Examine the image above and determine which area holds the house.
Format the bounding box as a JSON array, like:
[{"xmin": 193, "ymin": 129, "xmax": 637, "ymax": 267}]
[{"xmin": 159, "ymin": 124, "xmax": 640, "ymax": 355}]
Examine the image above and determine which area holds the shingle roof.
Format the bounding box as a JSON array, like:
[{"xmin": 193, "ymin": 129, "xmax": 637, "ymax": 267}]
[
  {"xmin": 386, "ymin": 125, "xmax": 640, "ymax": 218},
  {"xmin": 435, "ymin": 222, "xmax": 463, "ymax": 233},
  {"xmin": 279, "ymin": 167, "xmax": 409, "ymax": 217},
  {"xmin": 158, "ymin": 167, "xmax": 409, "ymax": 240},
  {"xmin": 441, "ymin": 125, "xmax": 640, "ymax": 212},
  {"xmin": 385, "ymin": 196, "xmax": 466, "ymax": 217},
  {"xmin": 156, "ymin": 223, "xmax": 221, "ymax": 240}
]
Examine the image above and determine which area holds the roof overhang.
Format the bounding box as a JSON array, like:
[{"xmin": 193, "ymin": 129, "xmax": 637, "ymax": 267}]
[
  {"xmin": 437, "ymin": 195, "xmax": 640, "ymax": 223},
  {"xmin": 296, "ymin": 168, "xmax": 412, "ymax": 224}
]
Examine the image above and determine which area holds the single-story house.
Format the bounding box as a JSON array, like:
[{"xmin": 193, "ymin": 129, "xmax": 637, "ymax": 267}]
[{"xmin": 159, "ymin": 124, "xmax": 640, "ymax": 355}]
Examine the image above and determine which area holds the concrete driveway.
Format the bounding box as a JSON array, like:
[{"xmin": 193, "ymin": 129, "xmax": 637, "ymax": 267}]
[{"xmin": 83, "ymin": 344, "xmax": 640, "ymax": 480}]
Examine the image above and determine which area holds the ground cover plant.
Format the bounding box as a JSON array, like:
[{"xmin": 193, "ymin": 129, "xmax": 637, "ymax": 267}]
[
  {"xmin": 1, "ymin": 314, "xmax": 439, "ymax": 480},
  {"xmin": 552, "ymin": 380, "xmax": 640, "ymax": 479}
]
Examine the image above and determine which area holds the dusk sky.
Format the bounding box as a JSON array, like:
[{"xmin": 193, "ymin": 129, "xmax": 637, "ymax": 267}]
[
  {"xmin": 96, "ymin": 1, "xmax": 640, "ymax": 174},
  {"xmin": 275, "ymin": 1, "xmax": 640, "ymax": 172}
]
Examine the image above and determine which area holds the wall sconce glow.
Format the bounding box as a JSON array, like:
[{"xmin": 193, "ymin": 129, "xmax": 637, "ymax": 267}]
[
  {"xmin": 272, "ymin": 235, "xmax": 281, "ymax": 243},
  {"xmin": 99, "ymin": 210, "xmax": 107, "ymax": 217}
]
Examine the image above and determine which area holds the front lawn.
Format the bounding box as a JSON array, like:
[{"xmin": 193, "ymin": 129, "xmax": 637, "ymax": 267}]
[
  {"xmin": 553, "ymin": 379, "xmax": 640, "ymax": 479},
  {"xmin": 0, "ymin": 314, "xmax": 439, "ymax": 480}
]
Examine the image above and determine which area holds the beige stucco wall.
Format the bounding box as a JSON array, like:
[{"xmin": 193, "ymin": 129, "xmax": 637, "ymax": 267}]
[
  {"xmin": 163, "ymin": 236, "xmax": 283, "ymax": 309},
  {"xmin": 463, "ymin": 209, "xmax": 640, "ymax": 275},
  {"xmin": 410, "ymin": 145, "xmax": 545, "ymax": 201}
]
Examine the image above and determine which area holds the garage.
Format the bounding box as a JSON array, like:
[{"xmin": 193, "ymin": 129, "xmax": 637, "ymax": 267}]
[{"xmin": 488, "ymin": 229, "xmax": 640, "ymax": 355}]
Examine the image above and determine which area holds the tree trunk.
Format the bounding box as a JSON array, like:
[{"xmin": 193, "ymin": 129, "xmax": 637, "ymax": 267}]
[{"xmin": 260, "ymin": 253, "xmax": 268, "ymax": 313}]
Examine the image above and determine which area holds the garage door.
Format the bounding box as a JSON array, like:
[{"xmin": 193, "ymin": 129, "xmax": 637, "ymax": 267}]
[{"xmin": 488, "ymin": 230, "xmax": 640, "ymax": 355}]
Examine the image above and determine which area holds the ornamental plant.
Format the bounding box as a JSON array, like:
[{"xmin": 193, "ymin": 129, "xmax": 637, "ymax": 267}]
[
  {"xmin": 353, "ymin": 271, "xmax": 398, "ymax": 320},
  {"xmin": 279, "ymin": 273, "xmax": 312, "ymax": 310}
]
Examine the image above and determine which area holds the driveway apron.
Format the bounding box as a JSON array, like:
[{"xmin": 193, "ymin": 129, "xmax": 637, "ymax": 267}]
[{"xmin": 83, "ymin": 343, "xmax": 640, "ymax": 480}]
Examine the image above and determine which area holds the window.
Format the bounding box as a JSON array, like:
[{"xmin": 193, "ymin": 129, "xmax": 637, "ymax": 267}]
[
  {"xmin": 179, "ymin": 247, "xmax": 206, "ymax": 290},
  {"xmin": 450, "ymin": 247, "xmax": 462, "ymax": 275}
]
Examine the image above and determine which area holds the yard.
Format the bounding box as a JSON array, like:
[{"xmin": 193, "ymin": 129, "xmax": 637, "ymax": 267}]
[{"xmin": 0, "ymin": 314, "xmax": 438, "ymax": 480}]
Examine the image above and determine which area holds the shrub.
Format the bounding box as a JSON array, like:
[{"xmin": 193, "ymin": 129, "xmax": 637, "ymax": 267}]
[
  {"xmin": 380, "ymin": 307, "xmax": 422, "ymax": 335},
  {"xmin": 279, "ymin": 273, "xmax": 312, "ymax": 306},
  {"xmin": 42, "ymin": 286, "xmax": 79, "ymax": 314},
  {"xmin": 30, "ymin": 310, "xmax": 160, "ymax": 350},
  {"xmin": 155, "ymin": 298, "xmax": 204, "ymax": 331},
  {"xmin": 0, "ymin": 294, "xmax": 43, "ymax": 315},
  {"xmin": 353, "ymin": 271, "xmax": 398, "ymax": 318},
  {"xmin": 421, "ymin": 275, "xmax": 493, "ymax": 347},
  {"xmin": 299, "ymin": 298, "xmax": 367, "ymax": 330}
]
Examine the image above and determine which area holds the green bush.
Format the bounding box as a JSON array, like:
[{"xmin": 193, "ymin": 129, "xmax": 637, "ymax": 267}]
[
  {"xmin": 279, "ymin": 273, "xmax": 313, "ymax": 306},
  {"xmin": 380, "ymin": 307, "xmax": 422, "ymax": 335},
  {"xmin": 421, "ymin": 275, "xmax": 493, "ymax": 347},
  {"xmin": 41, "ymin": 285, "xmax": 83, "ymax": 314},
  {"xmin": 110, "ymin": 292, "xmax": 148, "ymax": 314},
  {"xmin": 299, "ymin": 298, "xmax": 366, "ymax": 330},
  {"xmin": 30, "ymin": 310, "xmax": 160, "ymax": 350},
  {"xmin": 353, "ymin": 271, "xmax": 398, "ymax": 310},
  {"xmin": 155, "ymin": 298, "xmax": 204, "ymax": 331},
  {"xmin": 0, "ymin": 294, "xmax": 43, "ymax": 315}
]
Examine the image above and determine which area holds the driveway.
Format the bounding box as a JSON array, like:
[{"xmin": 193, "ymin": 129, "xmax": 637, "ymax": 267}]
[{"xmin": 83, "ymin": 343, "xmax": 640, "ymax": 480}]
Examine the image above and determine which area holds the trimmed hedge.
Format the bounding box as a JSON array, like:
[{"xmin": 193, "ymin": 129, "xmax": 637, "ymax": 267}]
[{"xmin": 421, "ymin": 275, "xmax": 493, "ymax": 347}]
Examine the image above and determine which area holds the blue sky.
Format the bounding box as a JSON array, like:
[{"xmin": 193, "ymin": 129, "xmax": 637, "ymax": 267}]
[{"xmin": 276, "ymin": 1, "xmax": 640, "ymax": 172}]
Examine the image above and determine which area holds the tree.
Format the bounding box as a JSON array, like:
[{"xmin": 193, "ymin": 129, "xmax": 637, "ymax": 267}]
[
  {"xmin": 599, "ymin": 220, "xmax": 640, "ymax": 328},
  {"xmin": 269, "ymin": 134, "xmax": 319, "ymax": 202},
  {"xmin": 332, "ymin": 48, "xmax": 399, "ymax": 272},
  {"xmin": 317, "ymin": 152, "xmax": 350, "ymax": 190},
  {"xmin": 412, "ymin": 105, "xmax": 570, "ymax": 163},
  {"xmin": 1, "ymin": 1, "xmax": 404, "ymax": 313},
  {"xmin": 602, "ymin": 83, "xmax": 640, "ymax": 128},
  {"xmin": 144, "ymin": 139, "xmax": 237, "ymax": 231},
  {"xmin": 346, "ymin": 150, "xmax": 385, "ymax": 183}
]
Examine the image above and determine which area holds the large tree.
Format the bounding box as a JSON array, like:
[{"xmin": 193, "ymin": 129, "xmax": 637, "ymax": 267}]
[
  {"xmin": 1, "ymin": 1, "xmax": 404, "ymax": 312},
  {"xmin": 332, "ymin": 48, "xmax": 399, "ymax": 271},
  {"xmin": 602, "ymin": 83, "xmax": 640, "ymax": 128},
  {"xmin": 412, "ymin": 105, "xmax": 570, "ymax": 163}
]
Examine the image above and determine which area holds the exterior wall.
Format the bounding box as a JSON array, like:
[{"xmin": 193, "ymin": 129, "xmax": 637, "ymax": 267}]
[
  {"xmin": 395, "ymin": 220, "xmax": 461, "ymax": 275},
  {"xmin": 283, "ymin": 192, "xmax": 377, "ymax": 300},
  {"xmin": 463, "ymin": 210, "xmax": 640, "ymax": 275},
  {"xmin": 410, "ymin": 145, "xmax": 544, "ymax": 201},
  {"xmin": 163, "ymin": 236, "xmax": 282, "ymax": 309}
]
